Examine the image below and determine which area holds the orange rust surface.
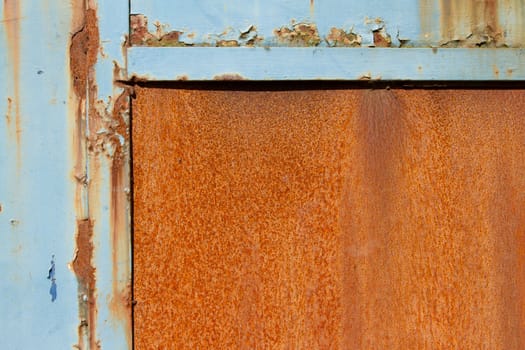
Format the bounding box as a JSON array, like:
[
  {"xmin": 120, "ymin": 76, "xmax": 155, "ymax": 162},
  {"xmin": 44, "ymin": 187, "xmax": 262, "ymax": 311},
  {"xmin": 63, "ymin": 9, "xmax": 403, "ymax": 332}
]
[
  {"xmin": 72, "ymin": 219, "xmax": 99, "ymax": 350},
  {"xmin": 133, "ymin": 87, "xmax": 525, "ymax": 349}
]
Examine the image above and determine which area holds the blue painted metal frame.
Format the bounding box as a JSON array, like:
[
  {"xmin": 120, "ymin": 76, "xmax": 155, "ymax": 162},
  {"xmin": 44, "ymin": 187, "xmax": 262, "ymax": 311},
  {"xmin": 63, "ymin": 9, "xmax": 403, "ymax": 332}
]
[
  {"xmin": 128, "ymin": 0, "xmax": 525, "ymax": 81},
  {"xmin": 128, "ymin": 47, "xmax": 525, "ymax": 81}
]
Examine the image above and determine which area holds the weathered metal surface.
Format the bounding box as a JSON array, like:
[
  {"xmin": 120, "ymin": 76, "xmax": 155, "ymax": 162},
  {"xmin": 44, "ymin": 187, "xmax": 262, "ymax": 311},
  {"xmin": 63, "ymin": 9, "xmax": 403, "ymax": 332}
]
[
  {"xmin": 1, "ymin": 0, "xmax": 131, "ymax": 349},
  {"xmin": 130, "ymin": 0, "xmax": 524, "ymax": 47},
  {"xmin": 0, "ymin": 0, "xmax": 80, "ymax": 348},
  {"xmin": 69, "ymin": 0, "xmax": 132, "ymax": 349},
  {"xmin": 128, "ymin": 0, "xmax": 525, "ymax": 81},
  {"xmin": 133, "ymin": 87, "xmax": 525, "ymax": 349},
  {"xmin": 127, "ymin": 47, "xmax": 525, "ymax": 81}
]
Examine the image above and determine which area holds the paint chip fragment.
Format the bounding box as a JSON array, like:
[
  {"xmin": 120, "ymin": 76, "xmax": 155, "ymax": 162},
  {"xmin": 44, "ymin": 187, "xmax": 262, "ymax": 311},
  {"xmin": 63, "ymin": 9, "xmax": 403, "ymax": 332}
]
[{"xmin": 274, "ymin": 22, "xmax": 321, "ymax": 46}]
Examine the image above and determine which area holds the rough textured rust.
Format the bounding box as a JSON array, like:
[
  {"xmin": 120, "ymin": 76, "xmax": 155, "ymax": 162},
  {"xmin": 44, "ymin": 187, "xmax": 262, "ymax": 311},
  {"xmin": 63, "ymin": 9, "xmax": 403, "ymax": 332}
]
[
  {"xmin": 129, "ymin": 14, "xmax": 155, "ymax": 46},
  {"xmin": 326, "ymin": 27, "xmax": 361, "ymax": 47},
  {"xmin": 133, "ymin": 87, "xmax": 525, "ymax": 349},
  {"xmin": 274, "ymin": 22, "xmax": 321, "ymax": 46},
  {"xmin": 3, "ymin": 0, "xmax": 21, "ymax": 165},
  {"xmin": 72, "ymin": 219, "xmax": 99, "ymax": 350}
]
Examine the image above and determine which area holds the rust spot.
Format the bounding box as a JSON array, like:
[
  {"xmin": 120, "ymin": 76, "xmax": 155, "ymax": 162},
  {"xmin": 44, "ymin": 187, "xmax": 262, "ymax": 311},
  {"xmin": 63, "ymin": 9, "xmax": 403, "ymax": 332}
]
[
  {"xmin": 493, "ymin": 65, "xmax": 500, "ymax": 78},
  {"xmin": 5, "ymin": 97, "xmax": 13, "ymax": 125},
  {"xmin": 72, "ymin": 219, "xmax": 99, "ymax": 350},
  {"xmin": 0, "ymin": 203, "xmax": 2, "ymax": 213},
  {"xmin": 274, "ymin": 22, "xmax": 321, "ymax": 47},
  {"xmin": 506, "ymin": 68, "xmax": 514, "ymax": 77},
  {"xmin": 3, "ymin": 0, "xmax": 22, "ymax": 165},
  {"xmin": 372, "ymin": 27, "xmax": 392, "ymax": 47},
  {"xmin": 432, "ymin": 47, "xmax": 438, "ymax": 54},
  {"xmin": 310, "ymin": 0, "xmax": 315, "ymax": 18},
  {"xmin": 326, "ymin": 27, "xmax": 361, "ymax": 47},
  {"xmin": 176, "ymin": 75, "xmax": 189, "ymax": 81},
  {"xmin": 213, "ymin": 73, "xmax": 246, "ymax": 81}
]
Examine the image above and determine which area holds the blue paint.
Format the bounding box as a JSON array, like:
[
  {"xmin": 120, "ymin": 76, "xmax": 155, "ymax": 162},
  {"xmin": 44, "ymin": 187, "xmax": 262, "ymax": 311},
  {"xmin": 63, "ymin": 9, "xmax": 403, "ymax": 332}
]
[
  {"xmin": 1, "ymin": 1, "xmax": 84, "ymax": 348},
  {"xmin": 128, "ymin": 47, "xmax": 525, "ymax": 81},
  {"xmin": 47, "ymin": 255, "xmax": 57, "ymax": 302}
]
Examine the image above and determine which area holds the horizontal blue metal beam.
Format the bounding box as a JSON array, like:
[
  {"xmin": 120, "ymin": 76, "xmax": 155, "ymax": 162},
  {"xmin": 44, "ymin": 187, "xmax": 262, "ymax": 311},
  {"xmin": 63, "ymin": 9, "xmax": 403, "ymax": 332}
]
[{"xmin": 127, "ymin": 47, "xmax": 525, "ymax": 81}]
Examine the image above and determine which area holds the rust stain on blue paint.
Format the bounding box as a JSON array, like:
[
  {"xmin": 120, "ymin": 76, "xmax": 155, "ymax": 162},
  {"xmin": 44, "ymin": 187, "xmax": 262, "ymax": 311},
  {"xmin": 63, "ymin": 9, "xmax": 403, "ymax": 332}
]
[{"xmin": 3, "ymin": 0, "xmax": 22, "ymax": 167}]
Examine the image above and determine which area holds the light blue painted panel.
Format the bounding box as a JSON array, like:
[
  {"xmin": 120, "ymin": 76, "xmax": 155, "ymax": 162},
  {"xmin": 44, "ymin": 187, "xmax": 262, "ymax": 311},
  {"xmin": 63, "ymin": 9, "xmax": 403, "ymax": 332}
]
[
  {"xmin": 127, "ymin": 47, "xmax": 525, "ymax": 81},
  {"xmin": 0, "ymin": 1, "xmax": 79, "ymax": 349},
  {"xmin": 131, "ymin": 0, "xmax": 524, "ymax": 47}
]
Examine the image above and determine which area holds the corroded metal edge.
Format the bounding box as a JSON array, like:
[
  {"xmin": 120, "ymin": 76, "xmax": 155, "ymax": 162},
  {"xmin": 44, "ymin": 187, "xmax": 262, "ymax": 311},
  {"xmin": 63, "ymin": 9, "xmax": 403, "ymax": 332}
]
[{"xmin": 69, "ymin": 0, "xmax": 131, "ymax": 349}]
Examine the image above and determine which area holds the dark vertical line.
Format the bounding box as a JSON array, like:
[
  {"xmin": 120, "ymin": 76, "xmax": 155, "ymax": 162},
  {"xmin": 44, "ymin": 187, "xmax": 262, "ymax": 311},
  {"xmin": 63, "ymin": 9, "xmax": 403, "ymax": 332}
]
[{"xmin": 129, "ymin": 92, "xmax": 135, "ymax": 350}]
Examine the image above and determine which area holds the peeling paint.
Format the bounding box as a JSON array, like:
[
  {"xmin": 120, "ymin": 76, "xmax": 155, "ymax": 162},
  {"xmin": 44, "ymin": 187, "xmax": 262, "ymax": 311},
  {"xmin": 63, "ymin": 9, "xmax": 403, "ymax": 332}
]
[
  {"xmin": 274, "ymin": 22, "xmax": 321, "ymax": 46},
  {"xmin": 372, "ymin": 25, "xmax": 392, "ymax": 48},
  {"xmin": 326, "ymin": 27, "xmax": 361, "ymax": 47}
]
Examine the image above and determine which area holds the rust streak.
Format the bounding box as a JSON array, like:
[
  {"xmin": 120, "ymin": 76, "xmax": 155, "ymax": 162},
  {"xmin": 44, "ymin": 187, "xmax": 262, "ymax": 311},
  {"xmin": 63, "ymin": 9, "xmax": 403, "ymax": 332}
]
[
  {"xmin": 3, "ymin": 0, "xmax": 22, "ymax": 167},
  {"xmin": 108, "ymin": 89, "xmax": 132, "ymax": 340},
  {"xmin": 438, "ymin": 0, "xmax": 502, "ymax": 46}
]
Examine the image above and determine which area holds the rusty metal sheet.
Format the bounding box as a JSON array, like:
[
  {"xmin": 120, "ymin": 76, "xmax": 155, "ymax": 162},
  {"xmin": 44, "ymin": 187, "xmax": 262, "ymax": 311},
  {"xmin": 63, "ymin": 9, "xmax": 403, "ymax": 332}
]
[{"xmin": 133, "ymin": 87, "xmax": 525, "ymax": 349}]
